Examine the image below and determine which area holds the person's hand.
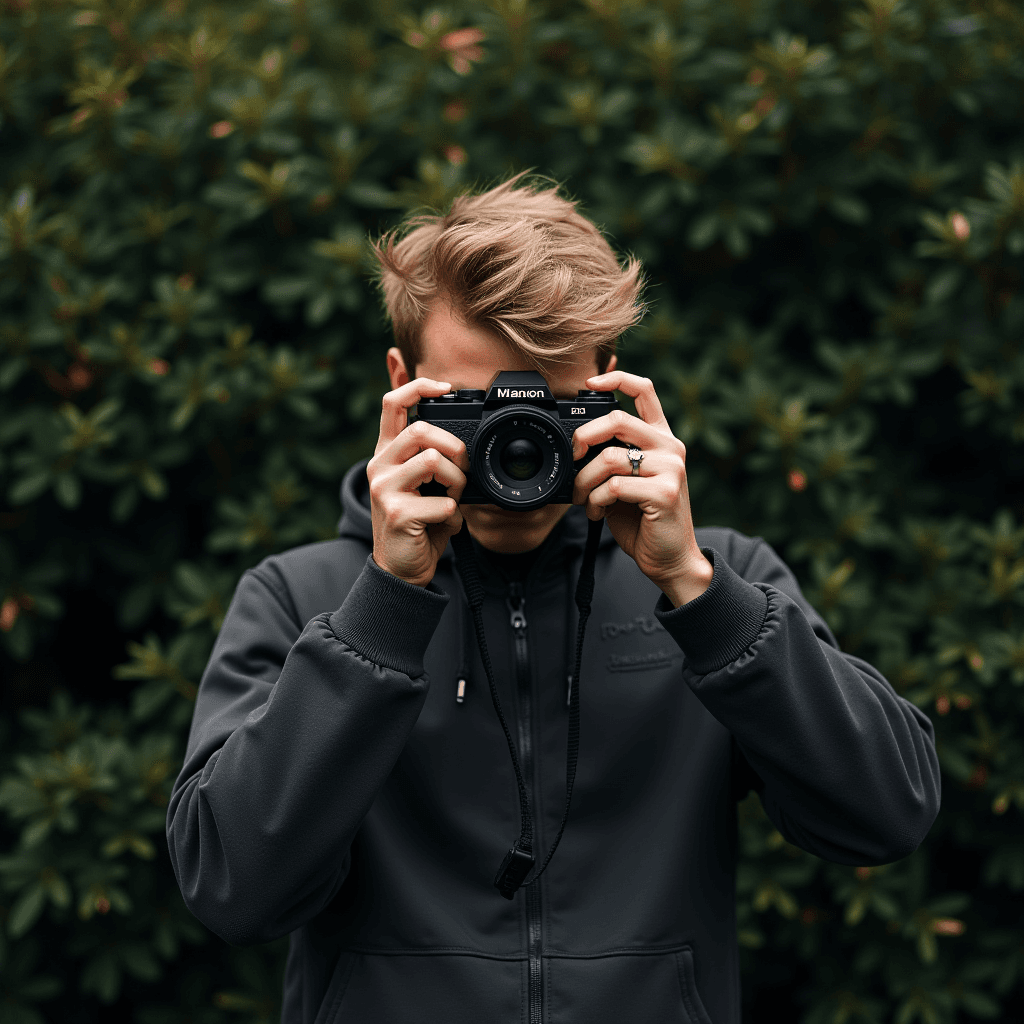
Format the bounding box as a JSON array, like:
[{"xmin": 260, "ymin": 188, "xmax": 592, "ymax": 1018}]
[
  {"xmin": 571, "ymin": 371, "xmax": 713, "ymax": 607},
  {"xmin": 367, "ymin": 378, "xmax": 469, "ymax": 587}
]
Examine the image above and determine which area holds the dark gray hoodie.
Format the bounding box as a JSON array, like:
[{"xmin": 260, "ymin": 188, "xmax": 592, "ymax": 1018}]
[{"xmin": 166, "ymin": 459, "xmax": 940, "ymax": 1024}]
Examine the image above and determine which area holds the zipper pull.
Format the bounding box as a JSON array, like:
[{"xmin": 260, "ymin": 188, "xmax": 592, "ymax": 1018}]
[{"xmin": 506, "ymin": 583, "xmax": 527, "ymax": 635}]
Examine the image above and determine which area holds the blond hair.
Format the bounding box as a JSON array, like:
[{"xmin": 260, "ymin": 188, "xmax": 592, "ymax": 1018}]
[{"xmin": 368, "ymin": 170, "xmax": 648, "ymax": 374}]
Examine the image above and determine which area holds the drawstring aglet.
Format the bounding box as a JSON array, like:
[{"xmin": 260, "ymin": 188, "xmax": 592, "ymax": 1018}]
[{"xmin": 456, "ymin": 678, "xmax": 467, "ymax": 704}]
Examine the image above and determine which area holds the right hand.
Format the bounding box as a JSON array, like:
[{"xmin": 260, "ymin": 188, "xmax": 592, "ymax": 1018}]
[{"xmin": 367, "ymin": 377, "xmax": 470, "ymax": 587}]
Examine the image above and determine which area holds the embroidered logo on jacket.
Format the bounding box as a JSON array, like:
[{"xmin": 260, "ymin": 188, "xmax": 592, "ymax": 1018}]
[
  {"xmin": 607, "ymin": 650, "xmax": 674, "ymax": 672},
  {"xmin": 600, "ymin": 615, "xmax": 665, "ymax": 641}
]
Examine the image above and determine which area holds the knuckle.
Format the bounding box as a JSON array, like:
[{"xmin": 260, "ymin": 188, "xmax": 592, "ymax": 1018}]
[
  {"xmin": 423, "ymin": 447, "xmax": 443, "ymax": 470},
  {"xmin": 600, "ymin": 446, "xmax": 618, "ymax": 466},
  {"xmin": 608, "ymin": 475, "xmax": 621, "ymax": 497},
  {"xmin": 641, "ymin": 376, "xmax": 654, "ymax": 393},
  {"xmin": 382, "ymin": 497, "xmax": 403, "ymax": 524},
  {"xmin": 368, "ymin": 475, "xmax": 386, "ymax": 501},
  {"xmin": 409, "ymin": 419, "xmax": 429, "ymax": 439}
]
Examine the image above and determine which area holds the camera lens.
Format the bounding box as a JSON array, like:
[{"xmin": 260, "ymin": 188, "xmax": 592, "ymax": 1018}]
[
  {"xmin": 472, "ymin": 406, "xmax": 571, "ymax": 511},
  {"xmin": 500, "ymin": 438, "xmax": 543, "ymax": 481}
]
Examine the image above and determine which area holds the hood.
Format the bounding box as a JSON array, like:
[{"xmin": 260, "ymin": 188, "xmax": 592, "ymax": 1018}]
[
  {"xmin": 337, "ymin": 458, "xmax": 617, "ymax": 561},
  {"xmin": 337, "ymin": 458, "xmax": 375, "ymax": 545}
]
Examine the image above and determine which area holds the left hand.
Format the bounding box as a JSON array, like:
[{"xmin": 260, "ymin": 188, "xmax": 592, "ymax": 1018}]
[{"xmin": 571, "ymin": 371, "xmax": 713, "ymax": 607}]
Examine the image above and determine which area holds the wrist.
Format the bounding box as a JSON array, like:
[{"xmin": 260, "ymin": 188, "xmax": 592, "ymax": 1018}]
[
  {"xmin": 371, "ymin": 552, "xmax": 430, "ymax": 588},
  {"xmin": 656, "ymin": 553, "xmax": 714, "ymax": 608}
]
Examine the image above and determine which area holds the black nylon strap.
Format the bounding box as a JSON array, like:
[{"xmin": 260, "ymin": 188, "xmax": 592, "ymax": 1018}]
[{"xmin": 450, "ymin": 516, "xmax": 603, "ymax": 898}]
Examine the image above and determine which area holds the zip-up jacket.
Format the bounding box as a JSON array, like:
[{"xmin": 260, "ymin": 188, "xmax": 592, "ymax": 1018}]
[{"xmin": 166, "ymin": 459, "xmax": 941, "ymax": 1024}]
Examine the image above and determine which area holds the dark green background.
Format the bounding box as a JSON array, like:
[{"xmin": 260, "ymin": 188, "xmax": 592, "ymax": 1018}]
[{"xmin": 1, "ymin": 0, "xmax": 1022, "ymax": 1021}]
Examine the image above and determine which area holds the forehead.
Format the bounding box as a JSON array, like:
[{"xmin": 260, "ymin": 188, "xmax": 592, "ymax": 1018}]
[{"xmin": 417, "ymin": 302, "xmax": 599, "ymax": 394}]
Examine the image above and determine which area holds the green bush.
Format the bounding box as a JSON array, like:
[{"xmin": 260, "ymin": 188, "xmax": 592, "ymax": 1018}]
[{"xmin": 1, "ymin": 0, "xmax": 1022, "ymax": 1020}]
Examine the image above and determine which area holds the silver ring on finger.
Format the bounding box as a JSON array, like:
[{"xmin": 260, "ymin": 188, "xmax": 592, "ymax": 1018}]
[{"xmin": 626, "ymin": 446, "xmax": 644, "ymax": 477}]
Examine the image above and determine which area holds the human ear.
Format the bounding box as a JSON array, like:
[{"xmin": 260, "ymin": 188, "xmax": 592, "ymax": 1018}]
[
  {"xmin": 387, "ymin": 347, "xmax": 411, "ymax": 390},
  {"xmin": 604, "ymin": 353, "xmax": 618, "ymax": 374}
]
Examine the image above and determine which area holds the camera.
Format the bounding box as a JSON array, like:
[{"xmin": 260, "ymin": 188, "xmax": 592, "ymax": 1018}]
[{"xmin": 413, "ymin": 370, "xmax": 621, "ymax": 511}]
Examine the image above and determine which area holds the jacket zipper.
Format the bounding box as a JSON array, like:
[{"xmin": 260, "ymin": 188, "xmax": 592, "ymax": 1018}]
[{"xmin": 508, "ymin": 582, "xmax": 543, "ymax": 1024}]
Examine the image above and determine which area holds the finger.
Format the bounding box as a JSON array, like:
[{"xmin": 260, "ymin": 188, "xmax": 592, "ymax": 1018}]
[
  {"xmin": 378, "ymin": 378, "xmax": 453, "ymax": 451},
  {"xmin": 584, "ymin": 371, "xmax": 670, "ymax": 429},
  {"xmin": 377, "ymin": 490, "xmax": 461, "ymax": 529},
  {"xmin": 572, "ymin": 408, "xmax": 682, "ymax": 460},
  {"xmin": 434, "ymin": 504, "xmax": 465, "ymax": 541},
  {"xmin": 585, "ymin": 474, "xmax": 680, "ymax": 519},
  {"xmin": 572, "ymin": 445, "xmax": 670, "ymax": 504},
  {"xmin": 404, "ymin": 495, "xmax": 462, "ymax": 525},
  {"xmin": 377, "ymin": 419, "xmax": 470, "ymax": 472},
  {"xmin": 387, "ymin": 447, "xmax": 467, "ymax": 499}
]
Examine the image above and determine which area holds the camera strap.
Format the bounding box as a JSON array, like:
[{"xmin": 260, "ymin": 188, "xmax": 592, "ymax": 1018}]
[{"xmin": 451, "ymin": 515, "xmax": 603, "ymax": 900}]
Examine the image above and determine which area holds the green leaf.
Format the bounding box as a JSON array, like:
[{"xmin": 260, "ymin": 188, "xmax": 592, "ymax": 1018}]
[
  {"xmin": 306, "ymin": 291, "xmax": 334, "ymax": 326},
  {"xmin": 829, "ymin": 194, "xmax": 869, "ymax": 224},
  {"xmin": 120, "ymin": 943, "xmax": 161, "ymax": 981},
  {"xmin": 44, "ymin": 873, "xmax": 71, "ymax": 909},
  {"xmin": 346, "ymin": 182, "xmax": 401, "ymax": 207},
  {"xmin": 959, "ymin": 991, "xmax": 1000, "ymax": 1018},
  {"xmin": 263, "ymin": 277, "xmax": 311, "ymax": 303},
  {"xmin": 53, "ymin": 473, "xmax": 81, "ymax": 509},
  {"xmin": 81, "ymin": 950, "xmax": 121, "ymax": 1004},
  {"xmin": 7, "ymin": 884, "xmax": 46, "ymax": 938},
  {"xmin": 925, "ymin": 266, "xmax": 963, "ymax": 305},
  {"xmin": 8, "ymin": 473, "xmax": 50, "ymax": 506},
  {"xmin": 0, "ymin": 356, "xmax": 28, "ymax": 390},
  {"xmin": 687, "ymin": 212, "xmax": 719, "ymax": 249},
  {"xmin": 110, "ymin": 484, "xmax": 138, "ymax": 523},
  {"xmin": 21, "ymin": 819, "xmax": 52, "ymax": 849}
]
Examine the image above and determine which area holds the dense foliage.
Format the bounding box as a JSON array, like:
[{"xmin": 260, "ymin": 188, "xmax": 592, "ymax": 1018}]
[{"xmin": 1, "ymin": 0, "xmax": 1022, "ymax": 1020}]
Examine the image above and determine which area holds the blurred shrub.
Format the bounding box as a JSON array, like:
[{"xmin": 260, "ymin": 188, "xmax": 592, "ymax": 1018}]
[{"xmin": 1, "ymin": 0, "xmax": 1023, "ymax": 1021}]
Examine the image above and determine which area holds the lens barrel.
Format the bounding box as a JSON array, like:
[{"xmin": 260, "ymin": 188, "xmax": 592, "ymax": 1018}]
[{"xmin": 471, "ymin": 406, "xmax": 571, "ymax": 511}]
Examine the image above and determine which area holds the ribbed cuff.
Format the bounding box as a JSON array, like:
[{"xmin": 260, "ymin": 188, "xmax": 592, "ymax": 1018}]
[
  {"xmin": 654, "ymin": 547, "xmax": 769, "ymax": 675},
  {"xmin": 329, "ymin": 555, "xmax": 450, "ymax": 677}
]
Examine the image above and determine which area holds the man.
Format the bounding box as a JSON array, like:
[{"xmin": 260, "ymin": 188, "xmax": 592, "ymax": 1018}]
[{"xmin": 166, "ymin": 172, "xmax": 940, "ymax": 1024}]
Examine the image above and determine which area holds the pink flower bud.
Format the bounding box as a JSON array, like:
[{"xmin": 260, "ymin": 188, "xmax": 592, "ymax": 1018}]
[{"xmin": 0, "ymin": 598, "xmax": 18, "ymax": 632}]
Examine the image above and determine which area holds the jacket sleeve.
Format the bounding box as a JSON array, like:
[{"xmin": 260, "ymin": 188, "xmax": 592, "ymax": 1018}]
[
  {"xmin": 654, "ymin": 537, "xmax": 941, "ymax": 865},
  {"xmin": 165, "ymin": 554, "xmax": 449, "ymax": 947}
]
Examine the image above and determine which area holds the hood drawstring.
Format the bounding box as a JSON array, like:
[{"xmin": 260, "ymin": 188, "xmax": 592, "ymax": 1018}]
[
  {"xmin": 451, "ymin": 516, "xmax": 603, "ymax": 901},
  {"xmin": 455, "ymin": 574, "xmax": 472, "ymax": 704},
  {"xmin": 564, "ymin": 553, "xmax": 578, "ymax": 708}
]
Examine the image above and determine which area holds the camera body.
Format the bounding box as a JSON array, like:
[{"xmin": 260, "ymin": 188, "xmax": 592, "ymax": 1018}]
[{"xmin": 414, "ymin": 371, "xmax": 621, "ymax": 511}]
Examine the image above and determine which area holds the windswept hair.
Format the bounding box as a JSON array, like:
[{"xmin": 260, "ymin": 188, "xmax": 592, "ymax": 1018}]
[{"xmin": 368, "ymin": 170, "xmax": 648, "ymax": 374}]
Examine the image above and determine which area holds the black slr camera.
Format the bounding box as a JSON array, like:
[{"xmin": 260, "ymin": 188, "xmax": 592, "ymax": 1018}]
[{"xmin": 414, "ymin": 370, "xmax": 621, "ymax": 511}]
